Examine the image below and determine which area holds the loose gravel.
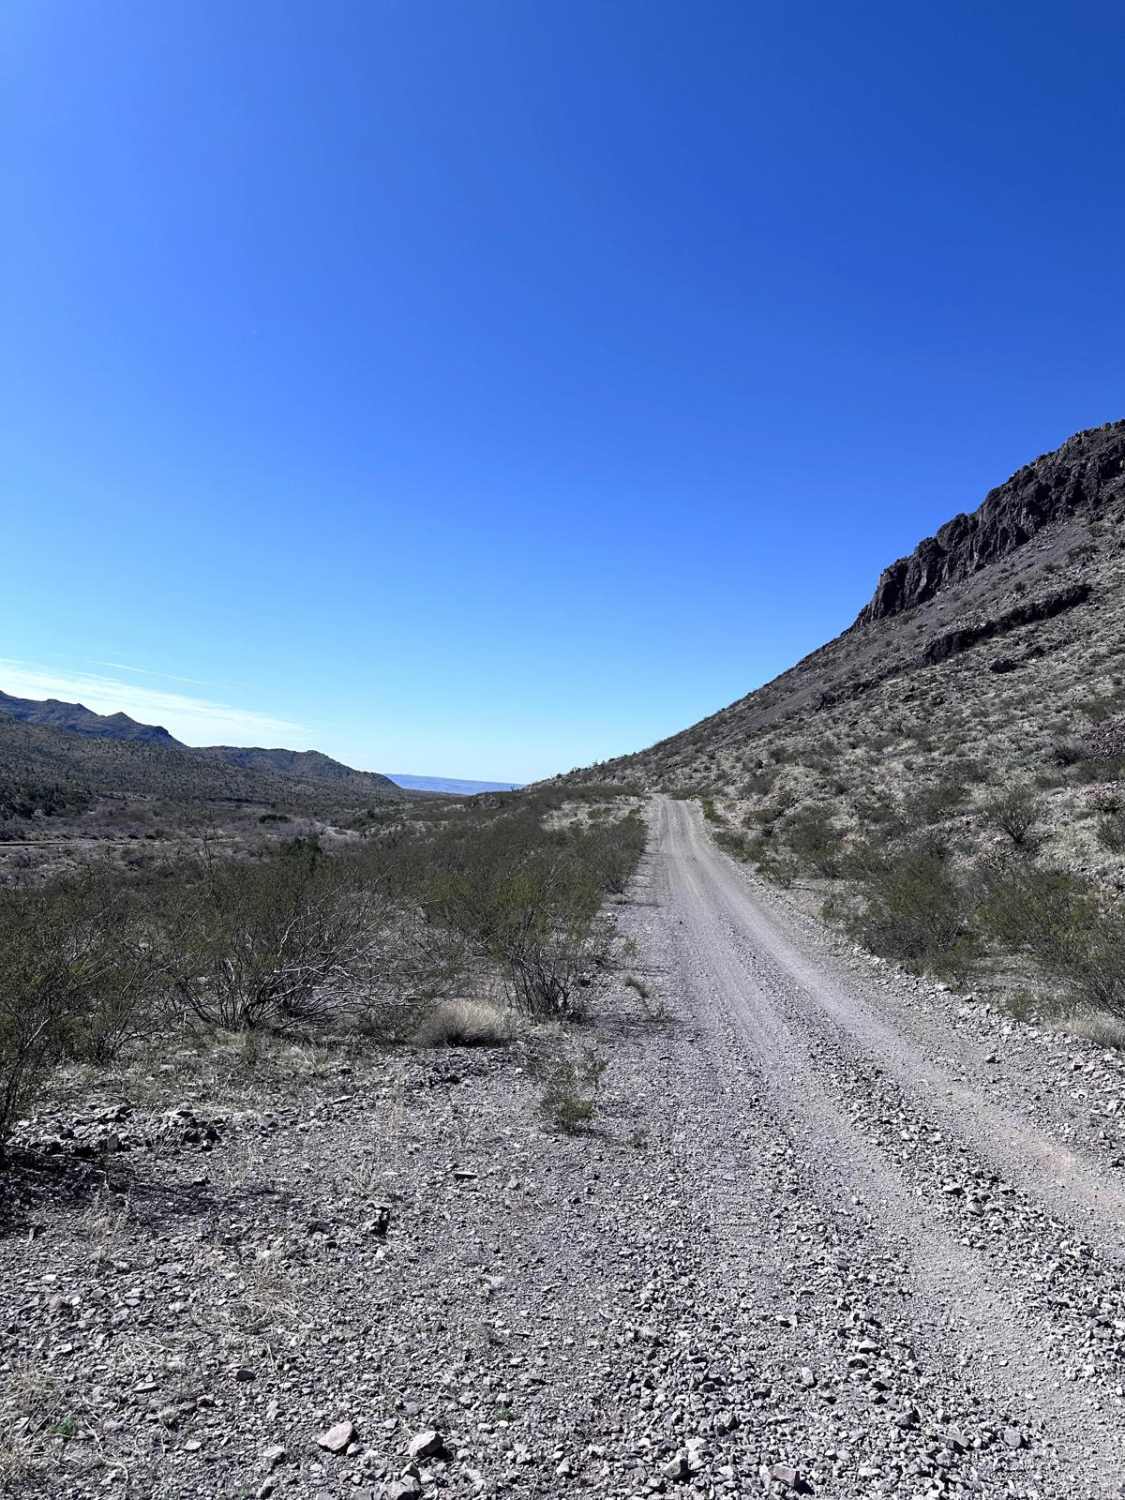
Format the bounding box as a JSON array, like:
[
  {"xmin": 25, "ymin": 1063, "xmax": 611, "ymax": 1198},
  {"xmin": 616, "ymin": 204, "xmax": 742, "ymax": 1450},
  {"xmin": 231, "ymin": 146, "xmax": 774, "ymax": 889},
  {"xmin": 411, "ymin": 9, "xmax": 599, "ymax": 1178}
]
[{"xmin": 3, "ymin": 797, "xmax": 1125, "ymax": 1498}]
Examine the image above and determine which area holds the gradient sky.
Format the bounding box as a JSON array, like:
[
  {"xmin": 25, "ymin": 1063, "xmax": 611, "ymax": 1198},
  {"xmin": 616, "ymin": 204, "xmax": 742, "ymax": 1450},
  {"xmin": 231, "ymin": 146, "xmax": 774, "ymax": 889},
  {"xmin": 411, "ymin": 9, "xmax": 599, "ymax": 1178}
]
[{"xmin": 5, "ymin": 2, "xmax": 1124, "ymax": 781}]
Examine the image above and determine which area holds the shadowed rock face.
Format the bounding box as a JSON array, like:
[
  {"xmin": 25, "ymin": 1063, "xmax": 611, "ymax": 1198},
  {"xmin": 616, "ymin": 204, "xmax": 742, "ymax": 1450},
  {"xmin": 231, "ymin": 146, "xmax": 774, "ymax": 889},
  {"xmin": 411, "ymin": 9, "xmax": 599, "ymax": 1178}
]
[{"xmin": 855, "ymin": 421, "xmax": 1125, "ymax": 626}]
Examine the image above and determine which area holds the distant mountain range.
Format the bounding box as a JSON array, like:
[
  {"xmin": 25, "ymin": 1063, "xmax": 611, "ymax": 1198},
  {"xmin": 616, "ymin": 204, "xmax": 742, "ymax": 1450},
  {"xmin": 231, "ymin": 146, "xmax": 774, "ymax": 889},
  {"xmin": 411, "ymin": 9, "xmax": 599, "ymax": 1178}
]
[
  {"xmin": 0, "ymin": 689, "xmax": 519, "ymax": 810},
  {"xmin": 0, "ymin": 689, "xmax": 401, "ymax": 809},
  {"xmin": 0, "ymin": 689, "xmax": 180, "ymax": 746},
  {"xmin": 387, "ymin": 773, "xmax": 522, "ymax": 796}
]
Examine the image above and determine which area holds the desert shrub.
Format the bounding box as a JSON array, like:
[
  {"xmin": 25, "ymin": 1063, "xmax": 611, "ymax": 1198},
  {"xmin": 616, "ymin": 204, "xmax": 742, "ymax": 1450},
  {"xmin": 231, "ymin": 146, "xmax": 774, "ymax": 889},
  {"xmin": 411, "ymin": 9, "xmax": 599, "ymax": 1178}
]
[
  {"xmin": 852, "ymin": 790, "xmax": 897, "ymax": 829},
  {"xmin": 714, "ymin": 827, "xmax": 753, "ymax": 861},
  {"xmin": 784, "ymin": 804, "xmax": 840, "ymax": 876},
  {"xmin": 740, "ymin": 768, "xmax": 778, "ymax": 797},
  {"xmin": 0, "ymin": 875, "xmax": 156, "ymax": 1152},
  {"xmin": 428, "ymin": 860, "xmax": 610, "ymax": 1019},
  {"xmin": 1098, "ymin": 811, "xmax": 1125, "ymax": 853},
  {"xmin": 913, "ymin": 776, "xmax": 969, "ymax": 826},
  {"xmin": 414, "ymin": 807, "xmax": 643, "ymax": 1020},
  {"xmin": 981, "ymin": 784, "xmax": 1041, "ymax": 848},
  {"xmin": 975, "ymin": 860, "xmax": 1096, "ymax": 969},
  {"xmin": 535, "ymin": 1045, "xmax": 606, "ymax": 1133},
  {"xmin": 160, "ymin": 841, "xmax": 377, "ymax": 1030},
  {"xmin": 0, "ymin": 897, "xmax": 75, "ymax": 1153},
  {"xmin": 844, "ymin": 847, "xmax": 979, "ymax": 980},
  {"xmin": 415, "ymin": 997, "xmax": 512, "ymax": 1047},
  {"xmin": 700, "ymin": 797, "xmax": 722, "ymax": 824}
]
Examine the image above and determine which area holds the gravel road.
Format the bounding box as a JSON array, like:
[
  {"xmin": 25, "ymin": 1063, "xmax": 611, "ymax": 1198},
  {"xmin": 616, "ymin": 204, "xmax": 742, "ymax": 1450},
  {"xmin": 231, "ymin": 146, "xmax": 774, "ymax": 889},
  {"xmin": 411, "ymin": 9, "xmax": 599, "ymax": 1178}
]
[
  {"xmin": 625, "ymin": 796, "xmax": 1125, "ymax": 1498},
  {"xmin": 6, "ymin": 796, "xmax": 1125, "ymax": 1498}
]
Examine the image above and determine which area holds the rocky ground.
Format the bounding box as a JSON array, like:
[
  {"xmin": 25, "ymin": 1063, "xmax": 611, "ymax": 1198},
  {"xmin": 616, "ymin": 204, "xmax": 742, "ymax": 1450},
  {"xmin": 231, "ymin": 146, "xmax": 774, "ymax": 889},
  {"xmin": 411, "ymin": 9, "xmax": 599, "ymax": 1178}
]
[{"xmin": 4, "ymin": 798, "xmax": 1125, "ymax": 1498}]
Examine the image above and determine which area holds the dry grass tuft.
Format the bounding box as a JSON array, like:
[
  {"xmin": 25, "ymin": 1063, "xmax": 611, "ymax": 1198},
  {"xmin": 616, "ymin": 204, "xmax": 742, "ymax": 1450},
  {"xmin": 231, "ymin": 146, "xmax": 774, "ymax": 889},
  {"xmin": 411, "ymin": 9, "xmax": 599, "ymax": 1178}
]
[
  {"xmin": 1058, "ymin": 1008, "xmax": 1125, "ymax": 1050},
  {"xmin": 414, "ymin": 998, "xmax": 514, "ymax": 1048}
]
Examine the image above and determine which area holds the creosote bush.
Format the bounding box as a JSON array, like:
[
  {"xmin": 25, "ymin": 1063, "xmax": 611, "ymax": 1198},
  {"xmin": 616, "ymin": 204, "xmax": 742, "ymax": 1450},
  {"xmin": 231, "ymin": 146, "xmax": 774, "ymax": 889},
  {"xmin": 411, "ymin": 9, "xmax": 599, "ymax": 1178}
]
[
  {"xmin": 0, "ymin": 873, "xmax": 155, "ymax": 1154},
  {"xmin": 160, "ymin": 840, "xmax": 378, "ymax": 1031},
  {"xmin": 981, "ymin": 783, "xmax": 1041, "ymax": 848},
  {"xmin": 837, "ymin": 845, "xmax": 980, "ymax": 982}
]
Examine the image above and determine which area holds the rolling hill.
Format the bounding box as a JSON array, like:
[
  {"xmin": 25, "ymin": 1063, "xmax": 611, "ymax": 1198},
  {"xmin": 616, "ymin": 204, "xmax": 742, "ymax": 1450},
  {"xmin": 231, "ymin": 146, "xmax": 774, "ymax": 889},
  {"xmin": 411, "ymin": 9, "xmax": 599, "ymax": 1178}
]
[{"xmin": 0, "ymin": 694, "xmax": 402, "ymax": 830}]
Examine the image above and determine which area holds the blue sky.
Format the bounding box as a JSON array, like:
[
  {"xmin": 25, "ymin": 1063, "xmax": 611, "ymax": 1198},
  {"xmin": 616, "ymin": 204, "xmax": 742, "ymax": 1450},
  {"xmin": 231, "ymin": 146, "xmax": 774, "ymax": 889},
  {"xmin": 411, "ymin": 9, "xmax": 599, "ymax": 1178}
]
[{"xmin": 5, "ymin": 1, "xmax": 1124, "ymax": 782}]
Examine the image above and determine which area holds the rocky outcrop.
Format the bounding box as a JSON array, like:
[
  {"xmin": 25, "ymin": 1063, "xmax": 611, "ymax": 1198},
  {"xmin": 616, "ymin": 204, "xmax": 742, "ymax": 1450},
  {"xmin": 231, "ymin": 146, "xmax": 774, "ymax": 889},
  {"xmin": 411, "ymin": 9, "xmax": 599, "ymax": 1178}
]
[
  {"xmin": 855, "ymin": 421, "xmax": 1125, "ymax": 626},
  {"xmin": 920, "ymin": 582, "xmax": 1091, "ymax": 666}
]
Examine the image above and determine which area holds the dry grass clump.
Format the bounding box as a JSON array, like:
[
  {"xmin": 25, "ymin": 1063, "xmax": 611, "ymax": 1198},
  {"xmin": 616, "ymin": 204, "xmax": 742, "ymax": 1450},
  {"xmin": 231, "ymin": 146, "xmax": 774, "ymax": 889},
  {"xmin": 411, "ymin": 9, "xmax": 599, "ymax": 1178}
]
[
  {"xmin": 414, "ymin": 997, "xmax": 514, "ymax": 1048},
  {"xmin": 1058, "ymin": 1009, "xmax": 1125, "ymax": 1050}
]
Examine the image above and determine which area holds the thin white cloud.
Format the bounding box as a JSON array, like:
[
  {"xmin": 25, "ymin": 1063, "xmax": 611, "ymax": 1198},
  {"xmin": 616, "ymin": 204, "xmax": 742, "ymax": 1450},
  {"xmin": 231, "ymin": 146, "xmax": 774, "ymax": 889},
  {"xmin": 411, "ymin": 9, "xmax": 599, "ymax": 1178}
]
[
  {"xmin": 0, "ymin": 660, "xmax": 308, "ymax": 748},
  {"xmin": 96, "ymin": 660, "xmax": 213, "ymax": 688}
]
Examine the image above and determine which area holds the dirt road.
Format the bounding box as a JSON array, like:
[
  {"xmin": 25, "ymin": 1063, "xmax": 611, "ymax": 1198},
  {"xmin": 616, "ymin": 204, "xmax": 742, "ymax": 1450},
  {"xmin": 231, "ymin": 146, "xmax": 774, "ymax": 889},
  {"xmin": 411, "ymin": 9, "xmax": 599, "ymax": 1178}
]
[{"xmin": 634, "ymin": 795, "xmax": 1125, "ymax": 1496}]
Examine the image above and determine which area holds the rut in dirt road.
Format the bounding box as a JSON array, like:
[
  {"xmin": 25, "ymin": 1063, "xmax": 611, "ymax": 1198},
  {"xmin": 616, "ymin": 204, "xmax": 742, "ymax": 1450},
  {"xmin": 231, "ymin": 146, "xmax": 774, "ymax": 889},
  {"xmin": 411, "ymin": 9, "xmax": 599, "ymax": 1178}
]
[{"xmin": 645, "ymin": 795, "xmax": 1125, "ymax": 1497}]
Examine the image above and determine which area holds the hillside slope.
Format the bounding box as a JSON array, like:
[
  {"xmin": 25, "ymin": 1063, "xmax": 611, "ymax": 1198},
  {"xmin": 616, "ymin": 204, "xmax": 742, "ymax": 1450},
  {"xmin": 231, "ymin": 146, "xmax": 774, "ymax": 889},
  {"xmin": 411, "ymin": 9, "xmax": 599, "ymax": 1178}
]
[
  {"xmin": 0, "ymin": 717, "xmax": 402, "ymax": 833},
  {"xmin": 565, "ymin": 421, "xmax": 1125, "ymax": 1007},
  {"xmin": 198, "ymin": 745, "xmax": 397, "ymax": 797},
  {"xmin": 0, "ymin": 691, "xmax": 402, "ymax": 829},
  {"xmin": 576, "ymin": 420, "xmax": 1125, "ymax": 808}
]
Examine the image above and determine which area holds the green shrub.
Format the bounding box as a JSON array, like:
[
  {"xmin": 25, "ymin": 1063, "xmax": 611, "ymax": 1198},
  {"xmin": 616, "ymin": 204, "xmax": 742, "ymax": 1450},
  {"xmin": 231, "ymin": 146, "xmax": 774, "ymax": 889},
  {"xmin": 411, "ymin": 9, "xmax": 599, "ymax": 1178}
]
[
  {"xmin": 536, "ymin": 1046, "xmax": 606, "ymax": 1133},
  {"xmin": 844, "ymin": 847, "xmax": 979, "ymax": 981},
  {"xmin": 784, "ymin": 804, "xmax": 840, "ymax": 876},
  {"xmin": 1097, "ymin": 811, "xmax": 1125, "ymax": 853},
  {"xmin": 981, "ymin": 783, "xmax": 1041, "ymax": 848},
  {"xmin": 913, "ymin": 777, "xmax": 969, "ymax": 825}
]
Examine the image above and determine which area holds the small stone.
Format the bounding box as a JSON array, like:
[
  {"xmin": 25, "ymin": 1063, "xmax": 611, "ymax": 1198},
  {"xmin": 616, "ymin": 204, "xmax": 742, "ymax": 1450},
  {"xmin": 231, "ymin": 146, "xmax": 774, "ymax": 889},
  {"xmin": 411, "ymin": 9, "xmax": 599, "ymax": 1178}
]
[
  {"xmin": 896, "ymin": 1405, "xmax": 920, "ymax": 1430},
  {"xmin": 1003, "ymin": 1425, "xmax": 1025, "ymax": 1450},
  {"xmin": 231, "ymin": 1366, "xmax": 256, "ymax": 1382},
  {"xmin": 318, "ymin": 1420, "xmax": 356, "ymax": 1454},
  {"xmin": 797, "ymin": 1366, "xmax": 816, "ymax": 1388},
  {"xmin": 262, "ymin": 1444, "xmax": 287, "ymax": 1470},
  {"xmin": 661, "ymin": 1454, "xmax": 688, "ymax": 1481},
  {"xmin": 770, "ymin": 1463, "xmax": 799, "ymax": 1489},
  {"xmin": 385, "ymin": 1481, "xmax": 422, "ymax": 1500},
  {"xmin": 406, "ymin": 1429, "xmax": 443, "ymax": 1461},
  {"xmin": 555, "ymin": 1457, "xmax": 573, "ymax": 1477}
]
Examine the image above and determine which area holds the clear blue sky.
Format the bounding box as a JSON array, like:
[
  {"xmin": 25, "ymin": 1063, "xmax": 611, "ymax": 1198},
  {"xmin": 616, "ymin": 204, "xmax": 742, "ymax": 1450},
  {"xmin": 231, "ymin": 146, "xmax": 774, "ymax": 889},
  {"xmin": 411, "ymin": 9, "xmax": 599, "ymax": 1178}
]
[{"xmin": 5, "ymin": 2, "xmax": 1124, "ymax": 781}]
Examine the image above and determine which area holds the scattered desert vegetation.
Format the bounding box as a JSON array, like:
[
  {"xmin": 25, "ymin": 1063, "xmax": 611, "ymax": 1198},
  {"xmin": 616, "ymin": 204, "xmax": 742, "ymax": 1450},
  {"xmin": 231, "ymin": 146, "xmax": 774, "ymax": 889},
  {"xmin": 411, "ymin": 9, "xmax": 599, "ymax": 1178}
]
[{"xmin": 0, "ymin": 783, "xmax": 647, "ymax": 1164}]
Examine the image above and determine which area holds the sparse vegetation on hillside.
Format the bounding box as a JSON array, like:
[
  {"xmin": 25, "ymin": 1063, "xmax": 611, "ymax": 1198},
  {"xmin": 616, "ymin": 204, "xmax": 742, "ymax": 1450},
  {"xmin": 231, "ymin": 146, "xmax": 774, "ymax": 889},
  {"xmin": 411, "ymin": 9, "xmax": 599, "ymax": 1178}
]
[{"xmin": 559, "ymin": 420, "xmax": 1125, "ymax": 1035}]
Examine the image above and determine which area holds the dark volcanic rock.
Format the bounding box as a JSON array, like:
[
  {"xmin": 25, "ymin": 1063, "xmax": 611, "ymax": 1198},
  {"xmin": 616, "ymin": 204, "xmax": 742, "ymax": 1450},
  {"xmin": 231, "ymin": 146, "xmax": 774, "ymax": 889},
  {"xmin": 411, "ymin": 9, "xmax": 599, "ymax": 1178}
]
[
  {"xmin": 920, "ymin": 583, "xmax": 1091, "ymax": 666},
  {"xmin": 855, "ymin": 421, "xmax": 1125, "ymax": 626}
]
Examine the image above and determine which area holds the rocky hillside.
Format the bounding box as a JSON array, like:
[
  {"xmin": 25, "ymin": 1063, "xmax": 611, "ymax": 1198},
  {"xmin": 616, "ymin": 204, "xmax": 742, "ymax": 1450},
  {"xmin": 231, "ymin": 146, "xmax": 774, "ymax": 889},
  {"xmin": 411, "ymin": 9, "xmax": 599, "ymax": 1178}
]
[
  {"xmin": 565, "ymin": 418, "xmax": 1125, "ymax": 914},
  {"xmin": 0, "ymin": 690, "xmax": 180, "ymax": 746},
  {"xmin": 857, "ymin": 421, "xmax": 1125, "ymax": 625},
  {"xmin": 0, "ymin": 691, "xmax": 400, "ymax": 815},
  {"xmin": 197, "ymin": 745, "xmax": 397, "ymax": 797},
  {"xmin": 0, "ymin": 716, "xmax": 402, "ymax": 821},
  {"xmin": 574, "ymin": 420, "xmax": 1125, "ymax": 786}
]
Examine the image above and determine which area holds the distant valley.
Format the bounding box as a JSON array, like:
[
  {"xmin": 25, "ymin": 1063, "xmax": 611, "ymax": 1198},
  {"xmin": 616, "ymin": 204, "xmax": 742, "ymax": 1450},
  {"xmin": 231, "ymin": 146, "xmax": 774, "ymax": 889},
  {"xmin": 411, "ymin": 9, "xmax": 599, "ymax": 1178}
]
[{"xmin": 386, "ymin": 773, "xmax": 522, "ymax": 795}]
